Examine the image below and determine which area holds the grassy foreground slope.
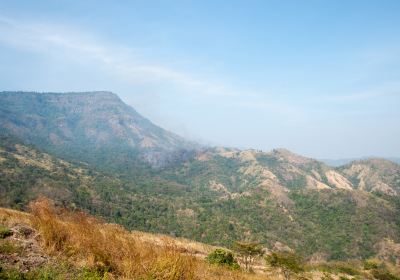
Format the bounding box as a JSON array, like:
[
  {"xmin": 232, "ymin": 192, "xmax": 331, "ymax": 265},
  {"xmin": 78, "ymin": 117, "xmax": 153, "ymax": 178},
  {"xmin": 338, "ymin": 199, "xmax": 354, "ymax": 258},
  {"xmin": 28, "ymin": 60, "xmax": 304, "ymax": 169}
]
[
  {"xmin": 1, "ymin": 200, "xmax": 399, "ymax": 280},
  {"xmin": 0, "ymin": 199, "xmax": 269, "ymax": 280}
]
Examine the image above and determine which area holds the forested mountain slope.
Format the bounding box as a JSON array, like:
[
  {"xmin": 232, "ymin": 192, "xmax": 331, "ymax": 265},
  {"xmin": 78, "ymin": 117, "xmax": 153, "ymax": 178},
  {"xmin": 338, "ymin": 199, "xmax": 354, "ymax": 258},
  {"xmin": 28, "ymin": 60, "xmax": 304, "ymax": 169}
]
[
  {"xmin": 0, "ymin": 91, "xmax": 196, "ymax": 169},
  {"xmin": 1, "ymin": 136, "xmax": 399, "ymax": 261}
]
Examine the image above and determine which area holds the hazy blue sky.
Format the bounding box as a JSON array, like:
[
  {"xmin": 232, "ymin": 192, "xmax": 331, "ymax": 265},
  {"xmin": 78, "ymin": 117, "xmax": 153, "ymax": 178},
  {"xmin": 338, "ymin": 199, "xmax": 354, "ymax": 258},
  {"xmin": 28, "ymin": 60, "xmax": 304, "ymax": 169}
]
[{"xmin": 0, "ymin": 0, "xmax": 399, "ymax": 158}]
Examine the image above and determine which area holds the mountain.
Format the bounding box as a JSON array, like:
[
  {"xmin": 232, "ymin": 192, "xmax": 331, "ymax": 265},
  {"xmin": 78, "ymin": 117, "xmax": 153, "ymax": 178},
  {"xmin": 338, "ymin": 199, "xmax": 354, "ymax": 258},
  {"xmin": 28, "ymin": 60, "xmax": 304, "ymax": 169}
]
[
  {"xmin": 0, "ymin": 91, "xmax": 196, "ymax": 168},
  {"xmin": 0, "ymin": 91, "xmax": 400, "ymax": 263},
  {"xmin": 339, "ymin": 159, "xmax": 400, "ymax": 196},
  {"xmin": 321, "ymin": 157, "xmax": 400, "ymax": 167}
]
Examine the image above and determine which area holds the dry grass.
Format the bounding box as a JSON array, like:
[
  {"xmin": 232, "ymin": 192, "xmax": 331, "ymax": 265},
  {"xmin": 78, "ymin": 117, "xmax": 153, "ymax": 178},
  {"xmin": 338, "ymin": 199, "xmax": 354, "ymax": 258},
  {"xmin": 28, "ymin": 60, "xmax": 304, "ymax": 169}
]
[
  {"xmin": 2, "ymin": 200, "xmax": 400, "ymax": 280},
  {"xmin": 0, "ymin": 207, "xmax": 32, "ymax": 227},
  {"xmin": 27, "ymin": 198, "xmax": 194, "ymax": 279},
  {"xmin": 4, "ymin": 197, "xmax": 270, "ymax": 280}
]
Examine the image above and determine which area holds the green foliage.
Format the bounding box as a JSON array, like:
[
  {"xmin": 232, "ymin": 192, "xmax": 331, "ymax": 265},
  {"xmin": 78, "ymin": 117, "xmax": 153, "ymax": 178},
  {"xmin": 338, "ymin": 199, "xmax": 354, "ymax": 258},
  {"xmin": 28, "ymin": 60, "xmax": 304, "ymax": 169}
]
[
  {"xmin": 205, "ymin": 249, "xmax": 240, "ymax": 270},
  {"xmin": 0, "ymin": 266, "xmax": 26, "ymax": 280},
  {"xmin": 0, "ymin": 240, "xmax": 22, "ymax": 254},
  {"xmin": 363, "ymin": 259, "xmax": 379, "ymax": 270},
  {"xmin": 233, "ymin": 242, "xmax": 264, "ymax": 258},
  {"xmin": 371, "ymin": 269, "xmax": 400, "ymax": 280},
  {"xmin": 0, "ymin": 225, "xmax": 13, "ymax": 239},
  {"xmin": 1, "ymin": 136, "xmax": 400, "ymax": 262},
  {"xmin": 289, "ymin": 190, "xmax": 400, "ymax": 260},
  {"xmin": 0, "ymin": 264, "xmax": 109, "ymax": 280},
  {"xmin": 313, "ymin": 261, "xmax": 361, "ymax": 276},
  {"xmin": 233, "ymin": 241, "xmax": 264, "ymax": 271},
  {"xmin": 265, "ymin": 251, "xmax": 304, "ymax": 280},
  {"xmin": 265, "ymin": 251, "xmax": 304, "ymax": 273},
  {"xmin": 78, "ymin": 268, "xmax": 109, "ymax": 280},
  {"xmin": 0, "ymin": 266, "xmax": 60, "ymax": 280}
]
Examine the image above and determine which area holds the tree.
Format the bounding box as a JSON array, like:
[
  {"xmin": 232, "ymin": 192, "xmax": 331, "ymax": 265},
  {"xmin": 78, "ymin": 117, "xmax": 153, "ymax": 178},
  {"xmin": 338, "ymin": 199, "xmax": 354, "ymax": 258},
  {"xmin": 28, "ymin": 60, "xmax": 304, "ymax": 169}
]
[
  {"xmin": 265, "ymin": 251, "xmax": 304, "ymax": 280},
  {"xmin": 233, "ymin": 241, "xmax": 264, "ymax": 271},
  {"xmin": 206, "ymin": 249, "xmax": 240, "ymax": 270}
]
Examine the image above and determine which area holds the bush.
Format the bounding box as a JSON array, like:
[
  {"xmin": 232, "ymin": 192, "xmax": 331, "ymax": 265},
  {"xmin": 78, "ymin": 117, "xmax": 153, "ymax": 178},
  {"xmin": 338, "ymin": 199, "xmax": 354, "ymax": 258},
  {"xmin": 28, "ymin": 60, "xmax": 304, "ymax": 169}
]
[
  {"xmin": 0, "ymin": 240, "xmax": 22, "ymax": 254},
  {"xmin": 371, "ymin": 269, "xmax": 400, "ymax": 280},
  {"xmin": 0, "ymin": 225, "xmax": 12, "ymax": 239},
  {"xmin": 78, "ymin": 268, "xmax": 108, "ymax": 280},
  {"xmin": 363, "ymin": 259, "xmax": 379, "ymax": 270},
  {"xmin": 206, "ymin": 249, "xmax": 240, "ymax": 270},
  {"xmin": 314, "ymin": 261, "xmax": 361, "ymax": 276}
]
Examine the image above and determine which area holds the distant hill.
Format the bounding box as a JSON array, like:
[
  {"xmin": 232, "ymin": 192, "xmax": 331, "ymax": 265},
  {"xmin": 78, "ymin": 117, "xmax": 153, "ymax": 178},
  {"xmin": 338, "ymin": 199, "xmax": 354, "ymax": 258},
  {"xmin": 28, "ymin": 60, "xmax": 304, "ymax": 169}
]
[
  {"xmin": 0, "ymin": 91, "xmax": 196, "ymax": 169},
  {"xmin": 321, "ymin": 157, "xmax": 400, "ymax": 166}
]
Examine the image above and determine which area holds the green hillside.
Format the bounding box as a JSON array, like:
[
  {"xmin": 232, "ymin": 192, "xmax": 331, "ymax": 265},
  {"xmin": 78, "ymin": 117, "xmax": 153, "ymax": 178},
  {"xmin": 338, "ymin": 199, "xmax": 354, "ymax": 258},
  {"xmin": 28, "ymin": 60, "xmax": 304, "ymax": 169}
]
[{"xmin": 1, "ymin": 136, "xmax": 399, "ymax": 262}]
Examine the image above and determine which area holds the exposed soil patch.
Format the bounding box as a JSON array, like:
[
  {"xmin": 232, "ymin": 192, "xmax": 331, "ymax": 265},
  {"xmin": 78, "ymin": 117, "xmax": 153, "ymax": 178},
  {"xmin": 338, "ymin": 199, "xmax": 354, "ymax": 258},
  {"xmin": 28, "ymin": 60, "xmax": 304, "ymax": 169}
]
[{"xmin": 0, "ymin": 224, "xmax": 50, "ymax": 273}]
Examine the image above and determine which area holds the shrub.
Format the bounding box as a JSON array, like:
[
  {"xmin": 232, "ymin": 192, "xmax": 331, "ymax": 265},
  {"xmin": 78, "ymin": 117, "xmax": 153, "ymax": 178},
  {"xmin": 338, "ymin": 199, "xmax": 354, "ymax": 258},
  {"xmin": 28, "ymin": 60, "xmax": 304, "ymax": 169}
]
[
  {"xmin": 371, "ymin": 269, "xmax": 400, "ymax": 280},
  {"xmin": 0, "ymin": 266, "xmax": 26, "ymax": 280},
  {"xmin": 0, "ymin": 240, "xmax": 22, "ymax": 254},
  {"xmin": 0, "ymin": 225, "xmax": 12, "ymax": 239},
  {"xmin": 363, "ymin": 259, "xmax": 379, "ymax": 270},
  {"xmin": 314, "ymin": 261, "xmax": 361, "ymax": 276},
  {"xmin": 78, "ymin": 268, "xmax": 108, "ymax": 280},
  {"xmin": 206, "ymin": 249, "xmax": 240, "ymax": 270}
]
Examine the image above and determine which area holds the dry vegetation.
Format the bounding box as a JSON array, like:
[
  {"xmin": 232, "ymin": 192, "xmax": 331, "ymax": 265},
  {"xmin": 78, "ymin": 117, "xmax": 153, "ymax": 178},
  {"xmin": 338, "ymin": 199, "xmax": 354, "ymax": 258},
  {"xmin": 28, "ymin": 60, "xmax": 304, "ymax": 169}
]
[
  {"xmin": 1, "ymin": 198, "xmax": 399, "ymax": 280},
  {"xmin": 0, "ymin": 198, "xmax": 268, "ymax": 280}
]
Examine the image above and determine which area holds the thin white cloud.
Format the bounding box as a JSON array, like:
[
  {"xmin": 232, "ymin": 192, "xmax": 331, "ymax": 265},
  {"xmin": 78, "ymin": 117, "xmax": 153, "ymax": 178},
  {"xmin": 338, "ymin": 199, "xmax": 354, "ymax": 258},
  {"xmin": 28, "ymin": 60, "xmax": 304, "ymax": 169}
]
[
  {"xmin": 0, "ymin": 16, "xmax": 233, "ymax": 96},
  {"xmin": 0, "ymin": 15, "xmax": 309, "ymax": 122}
]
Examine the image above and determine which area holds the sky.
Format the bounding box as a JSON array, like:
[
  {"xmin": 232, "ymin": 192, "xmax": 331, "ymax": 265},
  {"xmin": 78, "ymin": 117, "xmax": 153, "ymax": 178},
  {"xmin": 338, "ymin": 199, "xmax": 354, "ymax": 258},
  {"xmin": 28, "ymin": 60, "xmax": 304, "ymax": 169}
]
[{"xmin": 0, "ymin": 0, "xmax": 399, "ymax": 159}]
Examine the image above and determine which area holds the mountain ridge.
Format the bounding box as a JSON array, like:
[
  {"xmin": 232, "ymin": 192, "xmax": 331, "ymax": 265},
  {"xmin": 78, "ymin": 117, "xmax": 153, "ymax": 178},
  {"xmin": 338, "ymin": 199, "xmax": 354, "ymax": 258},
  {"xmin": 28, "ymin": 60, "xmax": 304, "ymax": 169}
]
[{"xmin": 0, "ymin": 91, "xmax": 197, "ymax": 168}]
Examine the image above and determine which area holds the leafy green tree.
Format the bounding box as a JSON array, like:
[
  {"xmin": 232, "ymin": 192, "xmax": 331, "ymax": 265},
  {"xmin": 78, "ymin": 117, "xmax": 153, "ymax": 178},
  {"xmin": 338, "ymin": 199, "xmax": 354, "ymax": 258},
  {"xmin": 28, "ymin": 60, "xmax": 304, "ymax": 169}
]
[
  {"xmin": 205, "ymin": 249, "xmax": 240, "ymax": 270},
  {"xmin": 265, "ymin": 251, "xmax": 304, "ymax": 280},
  {"xmin": 233, "ymin": 241, "xmax": 264, "ymax": 271}
]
